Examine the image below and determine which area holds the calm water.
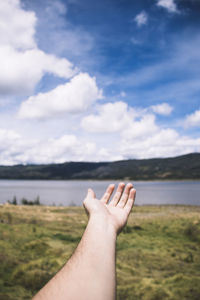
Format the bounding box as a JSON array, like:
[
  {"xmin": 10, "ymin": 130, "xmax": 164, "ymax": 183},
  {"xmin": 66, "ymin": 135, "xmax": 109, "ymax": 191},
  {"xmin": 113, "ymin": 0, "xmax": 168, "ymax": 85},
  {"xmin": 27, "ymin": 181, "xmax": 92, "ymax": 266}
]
[{"xmin": 0, "ymin": 180, "xmax": 200, "ymax": 206}]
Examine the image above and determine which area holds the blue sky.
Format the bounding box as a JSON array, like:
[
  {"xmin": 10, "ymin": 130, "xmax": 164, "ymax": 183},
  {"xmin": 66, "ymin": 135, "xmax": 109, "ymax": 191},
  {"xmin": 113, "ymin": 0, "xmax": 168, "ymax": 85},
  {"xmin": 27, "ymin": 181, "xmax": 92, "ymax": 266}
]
[{"xmin": 0, "ymin": 0, "xmax": 200, "ymax": 164}]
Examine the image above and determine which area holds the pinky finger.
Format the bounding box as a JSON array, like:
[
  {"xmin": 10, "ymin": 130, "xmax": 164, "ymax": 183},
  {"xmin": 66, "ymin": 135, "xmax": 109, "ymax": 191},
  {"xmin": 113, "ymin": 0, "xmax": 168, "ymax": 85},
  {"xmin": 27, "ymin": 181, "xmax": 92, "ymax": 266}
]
[{"xmin": 124, "ymin": 188, "xmax": 136, "ymax": 215}]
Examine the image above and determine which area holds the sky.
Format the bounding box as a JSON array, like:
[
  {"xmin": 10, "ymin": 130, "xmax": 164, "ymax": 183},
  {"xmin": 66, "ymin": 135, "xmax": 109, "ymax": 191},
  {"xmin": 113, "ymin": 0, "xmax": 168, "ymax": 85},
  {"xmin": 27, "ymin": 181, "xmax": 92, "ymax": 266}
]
[{"xmin": 0, "ymin": 0, "xmax": 200, "ymax": 165}]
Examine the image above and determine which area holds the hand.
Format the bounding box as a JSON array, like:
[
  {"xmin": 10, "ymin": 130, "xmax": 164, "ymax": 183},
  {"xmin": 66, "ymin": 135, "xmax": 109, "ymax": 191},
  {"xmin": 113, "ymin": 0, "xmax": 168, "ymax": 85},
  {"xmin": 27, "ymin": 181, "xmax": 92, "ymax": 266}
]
[{"xmin": 83, "ymin": 183, "xmax": 136, "ymax": 234}]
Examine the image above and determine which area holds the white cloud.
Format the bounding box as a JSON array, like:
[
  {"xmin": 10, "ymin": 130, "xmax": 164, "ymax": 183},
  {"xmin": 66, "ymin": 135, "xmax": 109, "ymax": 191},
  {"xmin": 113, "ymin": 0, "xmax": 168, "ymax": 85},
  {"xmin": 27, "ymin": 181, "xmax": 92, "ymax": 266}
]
[
  {"xmin": 121, "ymin": 128, "xmax": 177, "ymax": 158},
  {"xmin": 151, "ymin": 103, "xmax": 173, "ymax": 115},
  {"xmin": 22, "ymin": 135, "xmax": 97, "ymax": 164},
  {"xmin": 0, "ymin": 0, "xmax": 36, "ymax": 50},
  {"xmin": 0, "ymin": 128, "xmax": 24, "ymax": 165},
  {"xmin": 184, "ymin": 109, "xmax": 200, "ymax": 127},
  {"xmin": 0, "ymin": 0, "xmax": 76, "ymax": 96},
  {"xmin": 18, "ymin": 73, "xmax": 102, "ymax": 119},
  {"xmin": 0, "ymin": 128, "xmax": 20, "ymax": 150},
  {"xmin": 0, "ymin": 128, "xmax": 118, "ymax": 165},
  {"xmin": 1, "ymin": 112, "xmax": 200, "ymax": 164},
  {"xmin": 134, "ymin": 11, "xmax": 148, "ymax": 27},
  {"xmin": 82, "ymin": 101, "xmax": 158, "ymax": 138},
  {"xmin": 0, "ymin": 46, "xmax": 75, "ymax": 95},
  {"xmin": 120, "ymin": 129, "xmax": 200, "ymax": 159},
  {"xmin": 156, "ymin": 0, "xmax": 179, "ymax": 13},
  {"xmin": 28, "ymin": 136, "xmax": 120, "ymax": 163},
  {"xmin": 81, "ymin": 101, "xmax": 135, "ymax": 133},
  {"xmin": 81, "ymin": 101, "xmax": 200, "ymax": 160},
  {"xmin": 121, "ymin": 114, "xmax": 159, "ymax": 140}
]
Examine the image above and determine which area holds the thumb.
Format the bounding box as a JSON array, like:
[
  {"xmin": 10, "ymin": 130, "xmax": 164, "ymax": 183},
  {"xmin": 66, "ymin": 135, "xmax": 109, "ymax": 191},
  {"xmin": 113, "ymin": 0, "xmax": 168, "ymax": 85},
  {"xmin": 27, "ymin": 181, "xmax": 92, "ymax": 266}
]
[
  {"xmin": 86, "ymin": 188, "xmax": 96, "ymax": 199},
  {"xmin": 83, "ymin": 188, "xmax": 96, "ymax": 214}
]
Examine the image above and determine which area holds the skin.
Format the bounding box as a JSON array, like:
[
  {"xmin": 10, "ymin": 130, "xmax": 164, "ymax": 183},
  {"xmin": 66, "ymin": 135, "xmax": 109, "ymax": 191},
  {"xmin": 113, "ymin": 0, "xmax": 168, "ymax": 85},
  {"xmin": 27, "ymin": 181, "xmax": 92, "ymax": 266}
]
[{"xmin": 33, "ymin": 182, "xmax": 136, "ymax": 300}]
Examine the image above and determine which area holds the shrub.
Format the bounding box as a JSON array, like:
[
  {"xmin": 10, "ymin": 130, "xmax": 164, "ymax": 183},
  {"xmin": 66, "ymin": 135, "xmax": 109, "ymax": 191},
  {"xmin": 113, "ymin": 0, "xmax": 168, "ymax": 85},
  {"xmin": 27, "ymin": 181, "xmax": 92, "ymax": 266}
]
[
  {"xmin": 7, "ymin": 196, "xmax": 17, "ymax": 205},
  {"xmin": 21, "ymin": 197, "xmax": 41, "ymax": 206},
  {"xmin": 184, "ymin": 224, "xmax": 200, "ymax": 242}
]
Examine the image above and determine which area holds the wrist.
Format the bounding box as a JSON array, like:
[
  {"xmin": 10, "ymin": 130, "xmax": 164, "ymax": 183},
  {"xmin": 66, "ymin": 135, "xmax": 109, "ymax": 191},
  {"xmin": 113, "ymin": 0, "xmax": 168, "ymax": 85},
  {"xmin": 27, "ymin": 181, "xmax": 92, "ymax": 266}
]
[{"xmin": 88, "ymin": 215, "xmax": 117, "ymax": 238}]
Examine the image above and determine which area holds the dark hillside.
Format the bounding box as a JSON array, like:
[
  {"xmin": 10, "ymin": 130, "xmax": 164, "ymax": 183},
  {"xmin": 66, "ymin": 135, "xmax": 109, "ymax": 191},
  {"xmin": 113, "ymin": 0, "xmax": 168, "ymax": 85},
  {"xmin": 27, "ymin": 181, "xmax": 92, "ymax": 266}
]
[{"xmin": 0, "ymin": 153, "xmax": 199, "ymax": 180}]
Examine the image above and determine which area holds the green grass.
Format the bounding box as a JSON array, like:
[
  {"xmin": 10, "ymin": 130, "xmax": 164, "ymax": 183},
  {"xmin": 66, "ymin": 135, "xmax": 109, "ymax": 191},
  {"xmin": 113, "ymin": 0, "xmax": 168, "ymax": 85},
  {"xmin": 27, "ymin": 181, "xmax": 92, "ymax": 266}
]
[{"xmin": 0, "ymin": 204, "xmax": 200, "ymax": 299}]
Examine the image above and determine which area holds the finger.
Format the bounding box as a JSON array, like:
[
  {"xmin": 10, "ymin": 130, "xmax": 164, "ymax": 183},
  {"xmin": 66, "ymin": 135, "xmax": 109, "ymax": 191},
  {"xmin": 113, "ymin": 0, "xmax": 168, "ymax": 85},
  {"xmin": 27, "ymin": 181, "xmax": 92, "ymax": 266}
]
[
  {"xmin": 109, "ymin": 182, "xmax": 125, "ymax": 206},
  {"xmin": 117, "ymin": 183, "xmax": 133, "ymax": 208},
  {"xmin": 124, "ymin": 188, "xmax": 136, "ymax": 215},
  {"xmin": 100, "ymin": 184, "xmax": 115, "ymax": 204},
  {"xmin": 86, "ymin": 188, "xmax": 96, "ymax": 199}
]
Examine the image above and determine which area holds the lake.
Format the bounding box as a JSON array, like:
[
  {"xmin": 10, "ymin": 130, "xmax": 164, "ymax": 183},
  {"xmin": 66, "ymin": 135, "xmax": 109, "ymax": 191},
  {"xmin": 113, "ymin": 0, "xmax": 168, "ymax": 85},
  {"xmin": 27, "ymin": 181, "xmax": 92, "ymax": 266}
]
[{"xmin": 0, "ymin": 180, "xmax": 200, "ymax": 206}]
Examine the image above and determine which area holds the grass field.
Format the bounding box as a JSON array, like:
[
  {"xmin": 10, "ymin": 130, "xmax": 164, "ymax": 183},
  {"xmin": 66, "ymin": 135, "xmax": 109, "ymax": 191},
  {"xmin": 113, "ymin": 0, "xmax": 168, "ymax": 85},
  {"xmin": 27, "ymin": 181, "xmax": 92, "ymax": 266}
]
[{"xmin": 0, "ymin": 204, "xmax": 200, "ymax": 300}]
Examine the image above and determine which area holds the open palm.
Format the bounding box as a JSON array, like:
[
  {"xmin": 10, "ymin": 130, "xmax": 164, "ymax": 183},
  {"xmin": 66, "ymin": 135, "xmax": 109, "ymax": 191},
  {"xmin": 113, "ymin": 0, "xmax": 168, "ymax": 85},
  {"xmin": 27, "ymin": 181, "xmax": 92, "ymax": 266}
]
[{"xmin": 83, "ymin": 183, "xmax": 136, "ymax": 234}]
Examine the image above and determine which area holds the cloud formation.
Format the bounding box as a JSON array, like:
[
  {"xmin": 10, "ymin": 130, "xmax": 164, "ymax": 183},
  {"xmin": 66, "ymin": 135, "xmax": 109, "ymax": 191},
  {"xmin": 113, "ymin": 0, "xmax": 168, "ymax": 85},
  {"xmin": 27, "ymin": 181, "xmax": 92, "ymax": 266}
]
[
  {"xmin": 156, "ymin": 0, "xmax": 179, "ymax": 13},
  {"xmin": 0, "ymin": 0, "xmax": 75, "ymax": 96},
  {"xmin": 120, "ymin": 129, "xmax": 200, "ymax": 159},
  {"xmin": 151, "ymin": 103, "xmax": 173, "ymax": 115},
  {"xmin": 0, "ymin": 46, "xmax": 75, "ymax": 96},
  {"xmin": 81, "ymin": 102, "xmax": 134, "ymax": 133},
  {"xmin": 81, "ymin": 101, "xmax": 200, "ymax": 159},
  {"xmin": 82, "ymin": 102, "xmax": 173, "ymax": 134},
  {"xmin": 184, "ymin": 109, "xmax": 200, "ymax": 127},
  {"xmin": 0, "ymin": 0, "xmax": 199, "ymax": 165},
  {"xmin": 1, "ymin": 100, "xmax": 200, "ymax": 165},
  {"xmin": 134, "ymin": 11, "xmax": 148, "ymax": 27},
  {"xmin": 18, "ymin": 73, "xmax": 102, "ymax": 119},
  {"xmin": 0, "ymin": 0, "xmax": 36, "ymax": 50},
  {"xmin": 0, "ymin": 128, "xmax": 119, "ymax": 165}
]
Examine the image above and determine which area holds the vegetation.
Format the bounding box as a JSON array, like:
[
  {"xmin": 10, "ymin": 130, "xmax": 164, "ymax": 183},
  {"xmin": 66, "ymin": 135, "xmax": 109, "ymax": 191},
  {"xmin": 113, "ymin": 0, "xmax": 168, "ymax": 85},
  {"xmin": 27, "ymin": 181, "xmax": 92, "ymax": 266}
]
[
  {"xmin": 7, "ymin": 196, "xmax": 41, "ymax": 206},
  {"xmin": 21, "ymin": 196, "xmax": 41, "ymax": 206},
  {"xmin": 0, "ymin": 153, "xmax": 200, "ymax": 180},
  {"xmin": 0, "ymin": 204, "xmax": 200, "ymax": 299}
]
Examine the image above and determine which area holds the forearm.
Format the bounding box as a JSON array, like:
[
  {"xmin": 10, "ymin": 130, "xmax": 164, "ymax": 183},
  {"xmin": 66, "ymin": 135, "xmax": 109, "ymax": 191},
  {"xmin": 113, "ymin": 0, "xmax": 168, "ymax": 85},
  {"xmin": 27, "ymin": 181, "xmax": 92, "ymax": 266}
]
[
  {"xmin": 33, "ymin": 216, "xmax": 117, "ymax": 300},
  {"xmin": 33, "ymin": 183, "xmax": 136, "ymax": 300},
  {"xmin": 67, "ymin": 216, "xmax": 117, "ymax": 299}
]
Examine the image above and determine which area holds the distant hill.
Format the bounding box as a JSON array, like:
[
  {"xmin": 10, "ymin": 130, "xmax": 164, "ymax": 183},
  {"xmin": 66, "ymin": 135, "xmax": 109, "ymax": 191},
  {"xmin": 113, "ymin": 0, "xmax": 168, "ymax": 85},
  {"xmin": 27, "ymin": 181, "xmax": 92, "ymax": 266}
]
[{"xmin": 0, "ymin": 153, "xmax": 200, "ymax": 180}]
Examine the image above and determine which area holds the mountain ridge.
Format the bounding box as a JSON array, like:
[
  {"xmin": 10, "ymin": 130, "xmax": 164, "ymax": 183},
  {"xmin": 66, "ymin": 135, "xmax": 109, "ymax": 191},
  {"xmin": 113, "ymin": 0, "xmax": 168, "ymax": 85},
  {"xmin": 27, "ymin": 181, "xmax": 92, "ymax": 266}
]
[{"xmin": 0, "ymin": 153, "xmax": 200, "ymax": 180}]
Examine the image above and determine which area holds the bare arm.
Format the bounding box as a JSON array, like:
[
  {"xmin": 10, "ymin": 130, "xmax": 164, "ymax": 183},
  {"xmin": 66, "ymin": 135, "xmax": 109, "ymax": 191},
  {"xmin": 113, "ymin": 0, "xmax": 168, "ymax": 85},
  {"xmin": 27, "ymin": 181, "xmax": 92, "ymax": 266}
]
[{"xmin": 33, "ymin": 182, "xmax": 136, "ymax": 300}]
